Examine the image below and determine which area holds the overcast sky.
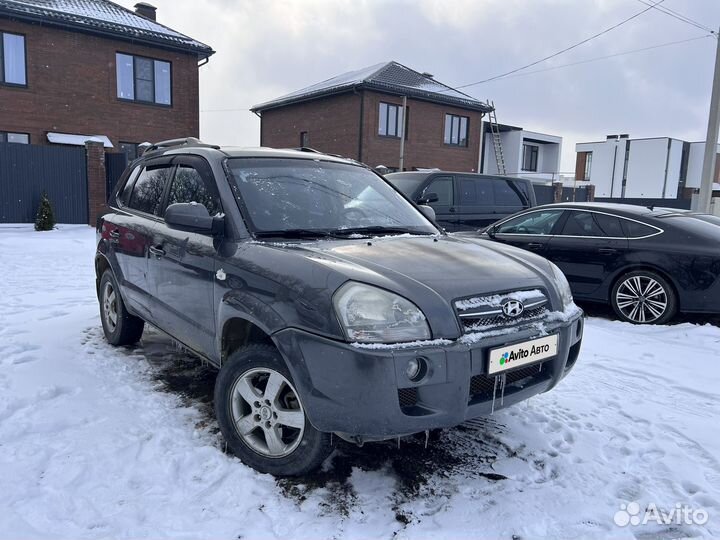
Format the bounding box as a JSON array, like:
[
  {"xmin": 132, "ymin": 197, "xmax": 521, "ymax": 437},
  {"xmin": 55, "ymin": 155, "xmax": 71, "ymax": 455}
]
[{"xmin": 118, "ymin": 0, "xmax": 720, "ymax": 172}]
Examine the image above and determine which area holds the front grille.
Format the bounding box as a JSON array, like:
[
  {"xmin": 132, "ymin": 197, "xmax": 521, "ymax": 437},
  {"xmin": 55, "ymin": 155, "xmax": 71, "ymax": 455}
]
[
  {"xmin": 468, "ymin": 362, "xmax": 548, "ymax": 403},
  {"xmin": 455, "ymin": 289, "xmax": 549, "ymax": 334},
  {"xmin": 398, "ymin": 387, "xmax": 418, "ymax": 409}
]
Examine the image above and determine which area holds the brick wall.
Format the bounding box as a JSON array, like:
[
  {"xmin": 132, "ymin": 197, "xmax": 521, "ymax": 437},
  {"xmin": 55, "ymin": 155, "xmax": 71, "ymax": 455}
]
[
  {"xmin": 0, "ymin": 18, "xmax": 200, "ymax": 149},
  {"xmin": 360, "ymin": 91, "xmax": 483, "ymax": 172},
  {"xmin": 260, "ymin": 93, "xmax": 362, "ymax": 158},
  {"xmin": 85, "ymin": 140, "xmax": 106, "ymax": 226},
  {"xmin": 258, "ymin": 90, "xmax": 484, "ymax": 172}
]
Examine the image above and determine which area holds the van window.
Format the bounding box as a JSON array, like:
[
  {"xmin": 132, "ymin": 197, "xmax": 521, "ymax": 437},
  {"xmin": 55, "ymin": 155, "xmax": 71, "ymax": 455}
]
[
  {"xmin": 459, "ymin": 177, "xmax": 494, "ymax": 205},
  {"xmin": 423, "ymin": 176, "xmax": 453, "ymax": 206},
  {"xmin": 494, "ymin": 180, "xmax": 526, "ymax": 207}
]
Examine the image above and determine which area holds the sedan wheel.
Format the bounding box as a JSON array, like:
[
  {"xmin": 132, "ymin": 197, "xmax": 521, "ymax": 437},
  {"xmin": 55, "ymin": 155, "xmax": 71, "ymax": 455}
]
[
  {"xmin": 611, "ymin": 271, "xmax": 676, "ymax": 325},
  {"xmin": 230, "ymin": 367, "xmax": 305, "ymax": 458}
]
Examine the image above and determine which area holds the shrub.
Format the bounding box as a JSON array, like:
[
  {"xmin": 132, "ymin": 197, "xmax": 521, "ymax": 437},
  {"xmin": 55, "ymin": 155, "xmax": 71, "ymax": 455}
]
[{"xmin": 34, "ymin": 192, "xmax": 56, "ymax": 231}]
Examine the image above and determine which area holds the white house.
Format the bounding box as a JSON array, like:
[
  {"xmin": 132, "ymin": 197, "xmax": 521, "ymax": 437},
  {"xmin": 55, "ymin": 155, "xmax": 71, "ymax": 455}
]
[
  {"xmin": 575, "ymin": 135, "xmax": 720, "ymax": 199},
  {"xmin": 481, "ymin": 122, "xmax": 562, "ymax": 181}
]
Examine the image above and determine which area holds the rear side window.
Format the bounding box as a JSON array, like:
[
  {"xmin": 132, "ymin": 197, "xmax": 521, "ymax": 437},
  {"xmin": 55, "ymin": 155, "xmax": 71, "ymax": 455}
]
[
  {"xmin": 117, "ymin": 165, "xmax": 142, "ymax": 206},
  {"xmin": 560, "ymin": 211, "xmax": 624, "ymax": 237},
  {"xmin": 459, "ymin": 177, "xmax": 494, "ymax": 205},
  {"xmin": 422, "ymin": 176, "xmax": 453, "ymax": 206},
  {"xmin": 494, "ymin": 180, "xmax": 526, "ymax": 207},
  {"xmin": 167, "ymin": 165, "xmax": 222, "ymax": 216},
  {"xmin": 127, "ymin": 165, "xmax": 172, "ymax": 215},
  {"xmin": 621, "ymin": 219, "xmax": 658, "ymax": 238}
]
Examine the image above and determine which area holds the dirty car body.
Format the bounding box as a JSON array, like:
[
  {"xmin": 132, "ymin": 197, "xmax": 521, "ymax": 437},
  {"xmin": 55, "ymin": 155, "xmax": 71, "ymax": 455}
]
[{"xmin": 95, "ymin": 142, "xmax": 583, "ymax": 475}]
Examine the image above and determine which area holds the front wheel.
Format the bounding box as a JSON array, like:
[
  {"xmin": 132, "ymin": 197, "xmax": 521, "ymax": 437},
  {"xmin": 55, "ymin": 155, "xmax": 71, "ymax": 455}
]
[
  {"xmin": 611, "ymin": 270, "xmax": 677, "ymax": 325},
  {"xmin": 214, "ymin": 344, "xmax": 333, "ymax": 476}
]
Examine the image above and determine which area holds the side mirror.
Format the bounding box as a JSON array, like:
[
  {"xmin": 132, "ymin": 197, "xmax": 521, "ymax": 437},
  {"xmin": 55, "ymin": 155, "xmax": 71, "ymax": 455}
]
[
  {"xmin": 417, "ymin": 192, "xmax": 439, "ymax": 205},
  {"xmin": 165, "ymin": 203, "xmax": 223, "ymax": 235},
  {"xmin": 418, "ymin": 204, "xmax": 436, "ymax": 222},
  {"xmin": 484, "ymin": 225, "xmax": 497, "ymax": 238}
]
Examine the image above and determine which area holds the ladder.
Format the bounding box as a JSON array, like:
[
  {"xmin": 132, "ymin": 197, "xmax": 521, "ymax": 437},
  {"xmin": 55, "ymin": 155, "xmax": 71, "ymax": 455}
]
[{"xmin": 487, "ymin": 102, "xmax": 507, "ymax": 175}]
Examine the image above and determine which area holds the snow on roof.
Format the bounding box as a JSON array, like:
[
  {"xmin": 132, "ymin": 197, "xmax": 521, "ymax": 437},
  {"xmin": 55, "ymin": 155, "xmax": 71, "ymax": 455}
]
[
  {"xmin": 0, "ymin": 0, "xmax": 213, "ymax": 57},
  {"xmin": 47, "ymin": 132, "xmax": 113, "ymax": 148},
  {"xmin": 252, "ymin": 61, "xmax": 492, "ymax": 113}
]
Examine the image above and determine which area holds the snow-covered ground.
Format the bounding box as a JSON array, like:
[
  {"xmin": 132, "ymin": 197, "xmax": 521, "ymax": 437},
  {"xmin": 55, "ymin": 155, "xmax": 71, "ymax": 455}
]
[{"xmin": 1, "ymin": 224, "xmax": 719, "ymax": 539}]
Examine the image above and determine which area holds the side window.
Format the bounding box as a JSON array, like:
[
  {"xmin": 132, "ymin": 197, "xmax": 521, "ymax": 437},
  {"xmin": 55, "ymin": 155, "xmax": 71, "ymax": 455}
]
[
  {"xmin": 127, "ymin": 165, "xmax": 172, "ymax": 215},
  {"xmin": 166, "ymin": 165, "xmax": 221, "ymax": 216},
  {"xmin": 621, "ymin": 219, "xmax": 657, "ymax": 239},
  {"xmin": 496, "ymin": 210, "xmax": 563, "ymax": 235},
  {"xmin": 494, "ymin": 180, "xmax": 525, "ymax": 207},
  {"xmin": 459, "ymin": 177, "xmax": 494, "ymax": 206},
  {"xmin": 117, "ymin": 165, "xmax": 143, "ymax": 206},
  {"xmin": 560, "ymin": 211, "xmax": 623, "ymax": 237},
  {"xmin": 422, "ymin": 176, "xmax": 453, "ymax": 206}
]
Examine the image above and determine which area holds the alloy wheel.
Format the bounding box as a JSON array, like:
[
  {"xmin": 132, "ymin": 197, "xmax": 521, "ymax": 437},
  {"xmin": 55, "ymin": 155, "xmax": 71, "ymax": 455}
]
[
  {"xmin": 230, "ymin": 367, "xmax": 305, "ymax": 458},
  {"xmin": 103, "ymin": 281, "xmax": 118, "ymax": 331},
  {"xmin": 615, "ymin": 275, "xmax": 668, "ymax": 324}
]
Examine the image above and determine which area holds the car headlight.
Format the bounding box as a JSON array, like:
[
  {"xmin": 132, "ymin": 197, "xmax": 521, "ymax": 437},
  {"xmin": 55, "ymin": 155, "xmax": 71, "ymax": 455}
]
[
  {"xmin": 333, "ymin": 282, "xmax": 431, "ymax": 343},
  {"xmin": 549, "ymin": 262, "xmax": 573, "ymax": 309}
]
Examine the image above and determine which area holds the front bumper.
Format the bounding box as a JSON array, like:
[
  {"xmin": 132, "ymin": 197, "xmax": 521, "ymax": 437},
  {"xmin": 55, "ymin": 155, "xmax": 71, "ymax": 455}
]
[{"xmin": 273, "ymin": 310, "xmax": 584, "ymax": 438}]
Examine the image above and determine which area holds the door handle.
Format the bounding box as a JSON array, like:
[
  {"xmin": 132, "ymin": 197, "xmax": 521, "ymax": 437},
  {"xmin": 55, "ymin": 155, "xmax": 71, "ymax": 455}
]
[
  {"xmin": 449, "ymin": 207, "xmax": 456, "ymax": 213},
  {"xmin": 527, "ymin": 242, "xmax": 544, "ymax": 250},
  {"xmin": 598, "ymin": 248, "xmax": 617, "ymax": 255},
  {"xmin": 149, "ymin": 245, "xmax": 166, "ymax": 258}
]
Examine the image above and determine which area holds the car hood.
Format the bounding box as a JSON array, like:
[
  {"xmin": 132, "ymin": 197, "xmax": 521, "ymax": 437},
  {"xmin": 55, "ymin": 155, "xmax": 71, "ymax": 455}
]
[{"xmin": 290, "ymin": 234, "xmax": 557, "ymax": 338}]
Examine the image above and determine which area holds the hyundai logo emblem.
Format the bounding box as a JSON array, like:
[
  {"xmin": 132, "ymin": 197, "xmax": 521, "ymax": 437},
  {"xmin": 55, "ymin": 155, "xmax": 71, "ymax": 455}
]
[{"xmin": 502, "ymin": 299, "xmax": 524, "ymax": 318}]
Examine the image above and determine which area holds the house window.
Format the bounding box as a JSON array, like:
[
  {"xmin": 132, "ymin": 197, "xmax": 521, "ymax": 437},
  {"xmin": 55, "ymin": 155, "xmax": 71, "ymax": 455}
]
[
  {"xmin": 0, "ymin": 131, "xmax": 29, "ymax": 144},
  {"xmin": 300, "ymin": 131, "xmax": 309, "ymax": 147},
  {"xmin": 584, "ymin": 152, "xmax": 592, "ymax": 180},
  {"xmin": 119, "ymin": 142, "xmax": 139, "ymax": 161},
  {"xmin": 444, "ymin": 114, "xmax": 468, "ymax": 146},
  {"xmin": 116, "ymin": 53, "xmax": 172, "ymax": 105},
  {"xmin": 522, "ymin": 144, "xmax": 539, "ymax": 172},
  {"xmin": 0, "ymin": 32, "xmax": 27, "ymax": 86},
  {"xmin": 378, "ymin": 102, "xmax": 406, "ymax": 138}
]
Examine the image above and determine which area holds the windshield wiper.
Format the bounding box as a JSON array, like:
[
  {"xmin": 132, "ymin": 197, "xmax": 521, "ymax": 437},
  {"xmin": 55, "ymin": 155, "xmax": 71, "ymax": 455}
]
[
  {"xmin": 254, "ymin": 228, "xmax": 336, "ymax": 240},
  {"xmin": 332, "ymin": 226, "xmax": 434, "ymax": 237}
]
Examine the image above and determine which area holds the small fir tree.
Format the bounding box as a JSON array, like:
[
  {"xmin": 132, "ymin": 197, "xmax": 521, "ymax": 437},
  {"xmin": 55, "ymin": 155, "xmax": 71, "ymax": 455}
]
[{"xmin": 34, "ymin": 192, "xmax": 56, "ymax": 231}]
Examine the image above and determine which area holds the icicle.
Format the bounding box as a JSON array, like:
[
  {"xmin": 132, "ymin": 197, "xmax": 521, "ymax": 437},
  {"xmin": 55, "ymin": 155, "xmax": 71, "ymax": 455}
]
[
  {"xmin": 424, "ymin": 430, "xmax": 430, "ymax": 449},
  {"xmin": 500, "ymin": 373, "xmax": 507, "ymax": 406},
  {"xmin": 491, "ymin": 375, "xmax": 499, "ymax": 414},
  {"xmin": 397, "ymin": 437, "xmax": 400, "ymax": 449}
]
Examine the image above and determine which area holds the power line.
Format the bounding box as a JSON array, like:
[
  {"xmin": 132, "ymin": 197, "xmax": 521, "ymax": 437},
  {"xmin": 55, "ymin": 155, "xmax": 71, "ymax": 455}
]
[
  {"xmin": 448, "ymin": 0, "xmax": 666, "ymax": 90},
  {"xmin": 475, "ymin": 34, "xmax": 713, "ymax": 83},
  {"xmin": 635, "ymin": 0, "xmax": 715, "ymax": 34}
]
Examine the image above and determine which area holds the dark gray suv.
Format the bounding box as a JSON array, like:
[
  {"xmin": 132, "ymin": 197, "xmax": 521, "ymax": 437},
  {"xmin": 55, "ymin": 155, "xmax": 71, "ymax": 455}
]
[{"xmin": 95, "ymin": 139, "xmax": 583, "ymax": 476}]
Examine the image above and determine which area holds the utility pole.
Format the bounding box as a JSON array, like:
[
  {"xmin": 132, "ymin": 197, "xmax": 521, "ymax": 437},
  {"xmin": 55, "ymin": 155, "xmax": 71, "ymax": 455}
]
[
  {"xmin": 696, "ymin": 29, "xmax": 720, "ymax": 213},
  {"xmin": 398, "ymin": 96, "xmax": 407, "ymax": 171}
]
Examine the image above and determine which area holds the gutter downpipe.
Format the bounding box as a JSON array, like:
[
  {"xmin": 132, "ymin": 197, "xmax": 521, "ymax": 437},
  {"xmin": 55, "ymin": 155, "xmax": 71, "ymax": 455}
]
[
  {"xmin": 477, "ymin": 109, "xmax": 487, "ymax": 173},
  {"xmin": 355, "ymin": 87, "xmax": 364, "ymax": 163},
  {"xmin": 399, "ymin": 95, "xmax": 407, "ymax": 171}
]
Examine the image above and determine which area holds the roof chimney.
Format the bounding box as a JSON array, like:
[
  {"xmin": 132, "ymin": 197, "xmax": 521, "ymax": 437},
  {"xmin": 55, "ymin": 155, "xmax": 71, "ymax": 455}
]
[{"xmin": 134, "ymin": 2, "xmax": 157, "ymax": 20}]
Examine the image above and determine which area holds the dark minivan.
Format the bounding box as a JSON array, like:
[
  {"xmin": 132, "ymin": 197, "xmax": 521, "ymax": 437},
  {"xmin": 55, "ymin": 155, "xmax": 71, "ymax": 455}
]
[{"xmin": 386, "ymin": 171, "xmax": 536, "ymax": 232}]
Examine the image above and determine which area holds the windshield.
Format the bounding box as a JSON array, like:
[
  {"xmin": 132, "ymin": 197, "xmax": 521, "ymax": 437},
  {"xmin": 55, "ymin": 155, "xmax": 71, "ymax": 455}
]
[{"xmin": 226, "ymin": 158, "xmax": 438, "ymax": 237}]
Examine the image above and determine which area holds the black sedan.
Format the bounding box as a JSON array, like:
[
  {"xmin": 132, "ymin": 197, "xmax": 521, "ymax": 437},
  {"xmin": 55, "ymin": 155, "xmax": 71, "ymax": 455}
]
[{"xmin": 477, "ymin": 202, "xmax": 720, "ymax": 324}]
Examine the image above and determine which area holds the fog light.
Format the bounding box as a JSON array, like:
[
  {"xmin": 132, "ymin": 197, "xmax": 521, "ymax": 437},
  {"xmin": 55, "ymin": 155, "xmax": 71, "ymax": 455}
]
[{"xmin": 405, "ymin": 357, "xmax": 427, "ymax": 382}]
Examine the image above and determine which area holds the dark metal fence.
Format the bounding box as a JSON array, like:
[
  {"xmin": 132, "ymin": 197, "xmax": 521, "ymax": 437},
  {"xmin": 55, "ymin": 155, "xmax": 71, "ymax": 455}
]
[
  {"xmin": 594, "ymin": 197, "xmax": 691, "ymax": 210},
  {"xmin": 0, "ymin": 142, "xmax": 88, "ymax": 224},
  {"xmin": 106, "ymin": 152, "xmax": 128, "ymax": 197},
  {"xmin": 534, "ymin": 184, "xmax": 590, "ymax": 205}
]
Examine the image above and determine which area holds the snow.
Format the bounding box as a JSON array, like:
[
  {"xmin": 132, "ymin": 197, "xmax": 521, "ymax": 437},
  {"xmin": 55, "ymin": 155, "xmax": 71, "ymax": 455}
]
[
  {"xmin": 456, "ymin": 288, "xmax": 545, "ymax": 310},
  {"xmin": 1, "ymin": 224, "xmax": 719, "ymax": 539}
]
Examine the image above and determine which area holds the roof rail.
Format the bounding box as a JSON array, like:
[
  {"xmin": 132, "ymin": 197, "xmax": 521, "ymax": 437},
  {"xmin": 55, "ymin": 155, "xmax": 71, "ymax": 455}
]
[{"xmin": 145, "ymin": 137, "xmax": 220, "ymax": 153}]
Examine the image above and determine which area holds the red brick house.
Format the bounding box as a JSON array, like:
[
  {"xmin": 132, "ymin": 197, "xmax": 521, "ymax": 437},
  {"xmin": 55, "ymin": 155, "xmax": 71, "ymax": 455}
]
[
  {"xmin": 0, "ymin": 0, "xmax": 214, "ymax": 159},
  {"xmin": 252, "ymin": 61, "xmax": 493, "ymax": 172}
]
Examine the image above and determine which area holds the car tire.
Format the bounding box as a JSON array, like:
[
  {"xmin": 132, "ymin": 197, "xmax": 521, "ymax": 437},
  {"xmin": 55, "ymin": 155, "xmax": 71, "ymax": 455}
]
[
  {"xmin": 99, "ymin": 269, "xmax": 145, "ymax": 345},
  {"xmin": 611, "ymin": 270, "xmax": 677, "ymax": 325},
  {"xmin": 215, "ymin": 343, "xmax": 333, "ymax": 476}
]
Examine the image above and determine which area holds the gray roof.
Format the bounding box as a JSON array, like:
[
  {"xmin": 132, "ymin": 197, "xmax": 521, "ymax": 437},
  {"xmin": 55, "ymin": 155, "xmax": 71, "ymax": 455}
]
[
  {"xmin": 0, "ymin": 0, "xmax": 213, "ymax": 58},
  {"xmin": 252, "ymin": 61, "xmax": 493, "ymax": 113}
]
